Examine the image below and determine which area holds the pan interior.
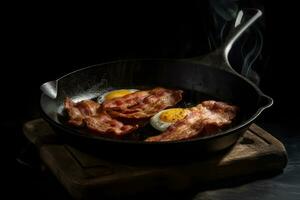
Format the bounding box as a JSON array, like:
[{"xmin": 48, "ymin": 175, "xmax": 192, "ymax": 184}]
[{"xmin": 41, "ymin": 59, "xmax": 261, "ymax": 142}]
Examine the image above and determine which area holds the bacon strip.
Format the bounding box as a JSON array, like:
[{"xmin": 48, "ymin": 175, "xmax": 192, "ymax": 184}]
[
  {"xmin": 64, "ymin": 97, "xmax": 100, "ymax": 126},
  {"xmin": 64, "ymin": 98, "xmax": 137, "ymax": 136},
  {"xmin": 145, "ymin": 100, "xmax": 238, "ymax": 142},
  {"xmin": 85, "ymin": 114, "xmax": 138, "ymax": 136},
  {"xmin": 103, "ymin": 87, "xmax": 183, "ymax": 119}
]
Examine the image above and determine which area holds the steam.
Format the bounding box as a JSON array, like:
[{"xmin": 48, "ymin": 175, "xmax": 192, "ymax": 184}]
[{"xmin": 240, "ymin": 25, "xmax": 263, "ymax": 85}]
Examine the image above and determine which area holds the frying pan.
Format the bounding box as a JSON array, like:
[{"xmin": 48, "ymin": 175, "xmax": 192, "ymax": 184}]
[{"xmin": 40, "ymin": 9, "xmax": 273, "ymax": 159}]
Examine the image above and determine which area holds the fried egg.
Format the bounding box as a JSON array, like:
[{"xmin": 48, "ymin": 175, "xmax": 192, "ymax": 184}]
[
  {"xmin": 98, "ymin": 89, "xmax": 138, "ymax": 103},
  {"xmin": 150, "ymin": 108, "xmax": 189, "ymax": 132}
]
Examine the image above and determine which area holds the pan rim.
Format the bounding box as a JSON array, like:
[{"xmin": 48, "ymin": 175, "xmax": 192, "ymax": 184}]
[
  {"xmin": 40, "ymin": 59, "xmax": 272, "ymax": 145},
  {"xmin": 57, "ymin": 58, "xmax": 271, "ymax": 100}
]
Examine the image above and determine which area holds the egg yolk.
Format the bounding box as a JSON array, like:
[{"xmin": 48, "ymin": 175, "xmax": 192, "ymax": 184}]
[
  {"xmin": 105, "ymin": 90, "xmax": 134, "ymax": 101},
  {"xmin": 159, "ymin": 108, "xmax": 187, "ymax": 123}
]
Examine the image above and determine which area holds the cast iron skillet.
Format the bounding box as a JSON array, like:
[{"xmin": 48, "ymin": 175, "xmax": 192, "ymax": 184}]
[{"xmin": 40, "ymin": 9, "xmax": 273, "ymax": 159}]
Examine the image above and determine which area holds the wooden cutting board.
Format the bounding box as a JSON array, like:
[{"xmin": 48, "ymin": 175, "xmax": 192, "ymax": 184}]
[{"xmin": 23, "ymin": 119, "xmax": 287, "ymax": 199}]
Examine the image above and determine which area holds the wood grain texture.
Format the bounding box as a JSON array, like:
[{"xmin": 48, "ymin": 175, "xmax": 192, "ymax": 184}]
[{"xmin": 23, "ymin": 119, "xmax": 288, "ymax": 199}]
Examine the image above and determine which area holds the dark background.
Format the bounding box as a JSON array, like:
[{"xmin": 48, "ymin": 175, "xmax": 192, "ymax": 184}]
[
  {"xmin": 14, "ymin": 1, "xmax": 299, "ymax": 199},
  {"xmin": 14, "ymin": 1, "xmax": 299, "ymax": 124}
]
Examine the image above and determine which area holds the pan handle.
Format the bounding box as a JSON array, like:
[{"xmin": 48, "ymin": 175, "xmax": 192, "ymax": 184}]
[
  {"xmin": 189, "ymin": 9, "xmax": 262, "ymax": 74},
  {"xmin": 40, "ymin": 80, "xmax": 58, "ymax": 99},
  {"xmin": 222, "ymin": 9, "xmax": 263, "ymax": 72}
]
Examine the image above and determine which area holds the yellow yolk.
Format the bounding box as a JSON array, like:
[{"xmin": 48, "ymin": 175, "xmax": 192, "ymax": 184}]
[
  {"xmin": 105, "ymin": 90, "xmax": 134, "ymax": 100},
  {"xmin": 159, "ymin": 108, "xmax": 188, "ymax": 123}
]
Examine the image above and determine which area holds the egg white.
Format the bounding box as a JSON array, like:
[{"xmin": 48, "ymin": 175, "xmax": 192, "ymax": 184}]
[
  {"xmin": 150, "ymin": 110, "xmax": 173, "ymax": 132},
  {"xmin": 150, "ymin": 109, "xmax": 189, "ymax": 132}
]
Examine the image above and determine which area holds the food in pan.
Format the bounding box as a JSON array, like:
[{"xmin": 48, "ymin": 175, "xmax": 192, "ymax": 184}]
[
  {"xmin": 64, "ymin": 98, "xmax": 138, "ymax": 136},
  {"xmin": 98, "ymin": 89, "xmax": 139, "ymax": 103},
  {"xmin": 63, "ymin": 87, "xmax": 238, "ymax": 141},
  {"xmin": 102, "ymin": 87, "xmax": 183, "ymax": 119},
  {"xmin": 145, "ymin": 100, "xmax": 238, "ymax": 142}
]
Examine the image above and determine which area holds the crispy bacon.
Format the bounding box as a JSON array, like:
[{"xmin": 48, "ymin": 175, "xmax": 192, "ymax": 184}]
[
  {"xmin": 145, "ymin": 100, "xmax": 238, "ymax": 142},
  {"xmin": 102, "ymin": 87, "xmax": 183, "ymax": 119},
  {"xmin": 85, "ymin": 113, "xmax": 138, "ymax": 136},
  {"xmin": 64, "ymin": 97, "xmax": 100, "ymax": 126},
  {"xmin": 64, "ymin": 98, "xmax": 137, "ymax": 136}
]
